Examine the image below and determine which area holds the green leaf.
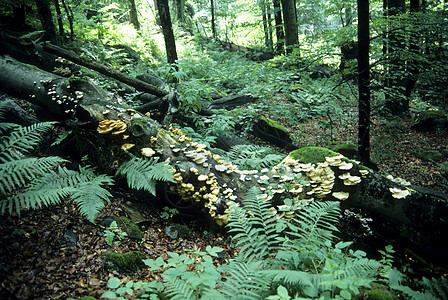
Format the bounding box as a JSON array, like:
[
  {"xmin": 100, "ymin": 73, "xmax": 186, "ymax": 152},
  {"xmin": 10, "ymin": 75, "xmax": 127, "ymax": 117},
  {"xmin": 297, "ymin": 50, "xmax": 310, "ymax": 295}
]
[
  {"xmin": 101, "ymin": 290, "xmax": 117, "ymax": 299},
  {"xmin": 107, "ymin": 277, "xmax": 122, "ymax": 289}
]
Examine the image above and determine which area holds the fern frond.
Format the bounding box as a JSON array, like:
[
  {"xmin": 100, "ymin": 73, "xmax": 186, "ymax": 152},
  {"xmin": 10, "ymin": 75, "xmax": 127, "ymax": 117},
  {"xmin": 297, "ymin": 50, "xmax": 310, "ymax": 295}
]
[
  {"xmin": 0, "ymin": 121, "xmax": 56, "ymax": 162},
  {"xmin": 0, "ymin": 122, "xmax": 20, "ymax": 135},
  {"xmin": 224, "ymin": 144, "xmax": 283, "ymax": 171},
  {"xmin": 116, "ymin": 157, "xmax": 174, "ymax": 196},
  {"xmin": 289, "ymin": 201, "xmax": 340, "ymax": 246},
  {"xmin": 0, "ymin": 99, "xmax": 11, "ymax": 120},
  {"xmin": 264, "ymin": 269, "xmax": 313, "ymax": 289},
  {"xmin": 422, "ymin": 276, "xmax": 448, "ymax": 300},
  {"xmin": 164, "ymin": 275, "xmax": 196, "ymax": 300},
  {"xmin": 0, "ymin": 156, "xmax": 67, "ymax": 195},
  {"xmin": 221, "ymin": 260, "xmax": 271, "ymax": 299},
  {"xmin": 71, "ymin": 175, "xmax": 113, "ymax": 223},
  {"xmin": 228, "ymin": 187, "xmax": 280, "ymax": 260},
  {"xmin": 2, "ymin": 185, "xmax": 73, "ymax": 215}
]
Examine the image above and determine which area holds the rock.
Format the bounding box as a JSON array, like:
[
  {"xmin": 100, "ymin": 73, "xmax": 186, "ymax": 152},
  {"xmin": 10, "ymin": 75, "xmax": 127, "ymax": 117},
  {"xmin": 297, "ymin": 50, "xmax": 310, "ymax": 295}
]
[
  {"xmin": 101, "ymin": 251, "xmax": 146, "ymax": 273},
  {"xmin": 411, "ymin": 110, "xmax": 448, "ymax": 131},
  {"xmin": 114, "ymin": 216, "xmax": 144, "ymax": 239},
  {"xmin": 330, "ymin": 143, "xmax": 358, "ymax": 159},
  {"xmin": 414, "ymin": 150, "xmax": 443, "ymax": 162},
  {"xmin": 60, "ymin": 229, "xmax": 79, "ymax": 247},
  {"xmin": 289, "ymin": 146, "xmax": 340, "ymax": 164},
  {"xmin": 252, "ymin": 115, "xmax": 295, "ymax": 150},
  {"xmin": 164, "ymin": 224, "xmax": 196, "ymax": 240}
]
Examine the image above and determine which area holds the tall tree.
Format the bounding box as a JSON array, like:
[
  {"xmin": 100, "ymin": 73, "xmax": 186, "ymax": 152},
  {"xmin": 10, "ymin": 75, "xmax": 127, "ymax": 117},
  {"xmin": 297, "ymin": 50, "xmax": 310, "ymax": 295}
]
[
  {"xmin": 211, "ymin": 0, "xmax": 217, "ymax": 38},
  {"xmin": 259, "ymin": 0, "xmax": 273, "ymax": 51},
  {"xmin": 273, "ymin": 0, "xmax": 285, "ymax": 53},
  {"xmin": 35, "ymin": 0, "xmax": 58, "ymax": 44},
  {"xmin": 156, "ymin": 0, "xmax": 178, "ymax": 65},
  {"xmin": 129, "ymin": 0, "xmax": 140, "ymax": 30},
  {"xmin": 405, "ymin": 0, "xmax": 420, "ymax": 98},
  {"xmin": 281, "ymin": 0, "xmax": 299, "ymax": 53},
  {"xmin": 384, "ymin": 0, "xmax": 407, "ymax": 115},
  {"xmin": 357, "ymin": 0, "xmax": 371, "ymax": 165}
]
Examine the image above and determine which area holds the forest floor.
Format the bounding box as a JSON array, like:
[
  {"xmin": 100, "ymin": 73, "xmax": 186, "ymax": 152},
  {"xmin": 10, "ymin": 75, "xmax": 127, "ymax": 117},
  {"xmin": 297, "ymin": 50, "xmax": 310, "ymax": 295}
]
[{"xmin": 1, "ymin": 100, "xmax": 446, "ymax": 299}]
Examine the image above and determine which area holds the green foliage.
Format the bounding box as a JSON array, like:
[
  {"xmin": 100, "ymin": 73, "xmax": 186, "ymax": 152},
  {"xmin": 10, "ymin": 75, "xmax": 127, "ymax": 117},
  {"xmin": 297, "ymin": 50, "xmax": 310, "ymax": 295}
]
[
  {"xmin": 0, "ymin": 101, "xmax": 113, "ymax": 222},
  {"xmin": 222, "ymin": 144, "xmax": 283, "ymax": 171},
  {"xmin": 116, "ymin": 156, "xmax": 174, "ymax": 196},
  {"xmin": 104, "ymin": 220, "xmax": 127, "ymax": 247},
  {"xmin": 160, "ymin": 206, "xmax": 180, "ymax": 221}
]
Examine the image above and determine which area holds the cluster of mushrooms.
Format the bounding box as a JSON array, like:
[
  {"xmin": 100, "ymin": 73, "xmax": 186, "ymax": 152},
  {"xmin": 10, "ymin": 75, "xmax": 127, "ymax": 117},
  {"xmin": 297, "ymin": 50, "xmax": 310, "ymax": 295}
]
[{"xmin": 96, "ymin": 116, "xmax": 412, "ymax": 225}]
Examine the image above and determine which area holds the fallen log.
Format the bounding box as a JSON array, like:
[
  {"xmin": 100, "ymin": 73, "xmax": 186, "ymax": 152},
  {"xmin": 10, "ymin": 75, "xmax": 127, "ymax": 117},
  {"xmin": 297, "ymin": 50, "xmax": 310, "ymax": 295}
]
[{"xmin": 1, "ymin": 55, "xmax": 448, "ymax": 270}]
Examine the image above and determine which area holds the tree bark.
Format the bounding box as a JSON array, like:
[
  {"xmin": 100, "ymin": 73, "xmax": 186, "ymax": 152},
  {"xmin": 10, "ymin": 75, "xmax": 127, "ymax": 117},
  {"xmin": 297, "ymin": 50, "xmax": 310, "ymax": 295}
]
[
  {"xmin": 156, "ymin": 0, "xmax": 178, "ymax": 65},
  {"xmin": 42, "ymin": 43, "xmax": 169, "ymax": 97},
  {"xmin": 273, "ymin": 0, "xmax": 285, "ymax": 54},
  {"xmin": 211, "ymin": 0, "xmax": 217, "ymax": 38},
  {"xmin": 35, "ymin": 0, "xmax": 58, "ymax": 44},
  {"xmin": 384, "ymin": 0, "xmax": 408, "ymax": 115},
  {"xmin": 280, "ymin": 0, "xmax": 299, "ymax": 53},
  {"xmin": 129, "ymin": 0, "xmax": 141, "ymax": 30},
  {"xmin": 357, "ymin": 0, "xmax": 371, "ymax": 165}
]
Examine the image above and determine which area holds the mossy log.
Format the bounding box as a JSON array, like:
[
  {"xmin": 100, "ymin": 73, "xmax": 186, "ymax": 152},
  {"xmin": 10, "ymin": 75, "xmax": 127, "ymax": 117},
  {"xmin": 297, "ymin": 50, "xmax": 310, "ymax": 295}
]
[{"xmin": 2, "ymin": 54, "xmax": 448, "ymax": 269}]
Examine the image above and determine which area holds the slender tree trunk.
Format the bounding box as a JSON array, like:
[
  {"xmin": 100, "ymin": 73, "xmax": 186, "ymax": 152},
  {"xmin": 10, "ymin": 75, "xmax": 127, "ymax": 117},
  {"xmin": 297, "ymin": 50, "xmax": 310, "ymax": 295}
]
[
  {"xmin": 129, "ymin": 0, "xmax": 141, "ymax": 30},
  {"xmin": 156, "ymin": 0, "xmax": 178, "ymax": 65},
  {"xmin": 61, "ymin": 0, "xmax": 74, "ymax": 39},
  {"xmin": 384, "ymin": 0, "xmax": 407, "ymax": 115},
  {"xmin": 357, "ymin": 0, "xmax": 371, "ymax": 165},
  {"xmin": 405, "ymin": 0, "xmax": 420, "ymax": 98},
  {"xmin": 174, "ymin": 0, "xmax": 185, "ymax": 24},
  {"xmin": 259, "ymin": 0, "xmax": 272, "ymax": 51},
  {"xmin": 280, "ymin": 0, "xmax": 299, "ymax": 53},
  {"xmin": 273, "ymin": 0, "xmax": 285, "ymax": 54},
  {"xmin": 35, "ymin": 0, "xmax": 58, "ymax": 44},
  {"xmin": 266, "ymin": 3, "xmax": 274, "ymax": 52},
  {"xmin": 54, "ymin": 0, "xmax": 64, "ymax": 37},
  {"xmin": 211, "ymin": 0, "xmax": 217, "ymax": 38}
]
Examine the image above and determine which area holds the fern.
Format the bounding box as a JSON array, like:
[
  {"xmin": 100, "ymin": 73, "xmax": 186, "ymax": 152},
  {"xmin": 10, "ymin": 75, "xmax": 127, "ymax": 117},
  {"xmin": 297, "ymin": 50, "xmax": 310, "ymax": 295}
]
[
  {"xmin": 223, "ymin": 144, "xmax": 283, "ymax": 171},
  {"xmin": 288, "ymin": 201, "xmax": 340, "ymax": 246},
  {"xmin": 0, "ymin": 156, "xmax": 67, "ymax": 195},
  {"xmin": 164, "ymin": 275, "xmax": 196, "ymax": 300},
  {"xmin": 116, "ymin": 156, "xmax": 174, "ymax": 196},
  {"xmin": 220, "ymin": 260, "xmax": 271, "ymax": 299},
  {"xmin": 228, "ymin": 187, "xmax": 280, "ymax": 260},
  {"xmin": 0, "ymin": 119, "xmax": 113, "ymax": 222},
  {"xmin": 0, "ymin": 121, "xmax": 56, "ymax": 162}
]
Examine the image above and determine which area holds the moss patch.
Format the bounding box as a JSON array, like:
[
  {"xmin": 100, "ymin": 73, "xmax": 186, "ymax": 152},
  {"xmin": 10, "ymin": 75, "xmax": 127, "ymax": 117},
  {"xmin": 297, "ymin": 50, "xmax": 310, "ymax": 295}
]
[
  {"xmin": 101, "ymin": 251, "xmax": 146, "ymax": 273},
  {"xmin": 114, "ymin": 216, "xmax": 143, "ymax": 238},
  {"xmin": 258, "ymin": 115, "xmax": 290, "ymax": 134},
  {"xmin": 414, "ymin": 150, "xmax": 443, "ymax": 162},
  {"xmin": 330, "ymin": 143, "xmax": 358, "ymax": 159},
  {"xmin": 290, "ymin": 147, "xmax": 340, "ymax": 164}
]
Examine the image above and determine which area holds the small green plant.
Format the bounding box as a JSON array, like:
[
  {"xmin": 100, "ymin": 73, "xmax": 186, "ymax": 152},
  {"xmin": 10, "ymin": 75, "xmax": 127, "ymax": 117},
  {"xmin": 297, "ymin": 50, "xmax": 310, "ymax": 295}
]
[
  {"xmin": 160, "ymin": 207, "xmax": 179, "ymax": 221},
  {"xmin": 101, "ymin": 276, "xmax": 161, "ymax": 299},
  {"xmin": 104, "ymin": 221, "xmax": 127, "ymax": 247}
]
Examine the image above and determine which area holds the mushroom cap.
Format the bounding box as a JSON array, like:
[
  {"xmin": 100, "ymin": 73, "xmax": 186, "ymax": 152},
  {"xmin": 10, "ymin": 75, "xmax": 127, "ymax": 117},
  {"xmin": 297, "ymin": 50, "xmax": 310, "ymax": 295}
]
[
  {"xmin": 141, "ymin": 147, "xmax": 155, "ymax": 157},
  {"xmin": 198, "ymin": 174, "xmax": 208, "ymax": 181},
  {"xmin": 339, "ymin": 162, "xmax": 353, "ymax": 170},
  {"xmin": 121, "ymin": 143, "xmax": 135, "ymax": 151},
  {"xmin": 389, "ymin": 187, "xmax": 410, "ymax": 199},
  {"xmin": 332, "ymin": 191, "xmax": 349, "ymax": 200}
]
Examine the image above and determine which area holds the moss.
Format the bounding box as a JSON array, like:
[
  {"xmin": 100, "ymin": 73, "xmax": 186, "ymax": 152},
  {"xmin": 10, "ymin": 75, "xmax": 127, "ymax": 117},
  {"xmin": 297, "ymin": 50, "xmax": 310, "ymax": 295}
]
[
  {"xmin": 115, "ymin": 216, "xmax": 143, "ymax": 238},
  {"xmin": 101, "ymin": 251, "xmax": 146, "ymax": 273},
  {"xmin": 258, "ymin": 115, "xmax": 290, "ymax": 134},
  {"xmin": 365, "ymin": 288, "xmax": 396, "ymax": 300},
  {"xmin": 414, "ymin": 150, "xmax": 442, "ymax": 162},
  {"xmin": 330, "ymin": 143, "xmax": 358, "ymax": 159},
  {"xmin": 289, "ymin": 146, "xmax": 340, "ymax": 164}
]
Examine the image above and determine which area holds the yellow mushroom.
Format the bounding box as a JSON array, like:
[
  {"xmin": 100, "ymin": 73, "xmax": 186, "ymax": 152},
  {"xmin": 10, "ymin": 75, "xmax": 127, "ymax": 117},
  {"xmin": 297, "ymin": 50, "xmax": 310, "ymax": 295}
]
[{"xmin": 121, "ymin": 143, "xmax": 135, "ymax": 151}]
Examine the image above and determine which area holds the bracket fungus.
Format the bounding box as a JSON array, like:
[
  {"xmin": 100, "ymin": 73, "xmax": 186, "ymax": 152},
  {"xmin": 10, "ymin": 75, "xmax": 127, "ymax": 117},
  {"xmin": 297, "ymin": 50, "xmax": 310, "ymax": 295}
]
[
  {"xmin": 332, "ymin": 191, "xmax": 350, "ymax": 200},
  {"xmin": 389, "ymin": 187, "xmax": 410, "ymax": 199},
  {"xmin": 141, "ymin": 148, "xmax": 155, "ymax": 157},
  {"xmin": 97, "ymin": 120, "xmax": 127, "ymax": 135}
]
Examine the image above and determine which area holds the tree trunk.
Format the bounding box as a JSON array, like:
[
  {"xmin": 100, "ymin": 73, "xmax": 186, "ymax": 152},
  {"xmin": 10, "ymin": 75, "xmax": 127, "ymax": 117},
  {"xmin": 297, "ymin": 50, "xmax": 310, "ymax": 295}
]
[
  {"xmin": 384, "ymin": 0, "xmax": 408, "ymax": 115},
  {"xmin": 211, "ymin": 0, "xmax": 217, "ymax": 38},
  {"xmin": 129, "ymin": 0, "xmax": 141, "ymax": 30},
  {"xmin": 156, "ymin": 0, "xmax": 178, "ymax": 65},
  {"xmin": 280, "ymin": 0, "xmax": 299, "ymax": 53},
  {"xmin": 273, "ymin": 0, "xmax": 285, "ymax": 54},
  {"xmin": 54, "ymin": 0, "xmax": 64, "ymax": 37},
  {"xmin": 405, "ymin": 0, "xmax": 420, "ymax": 98},
  {"xmin": 357, "ymin": 0, "xmax": 371, "ymax": 165},
  {"xmin": 35, "ymin": 0, "xmax": 58, "ymax": 44},
  {"xmin": 174, "ymin": 0, "xmax": 186, "ymax": 24}
]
